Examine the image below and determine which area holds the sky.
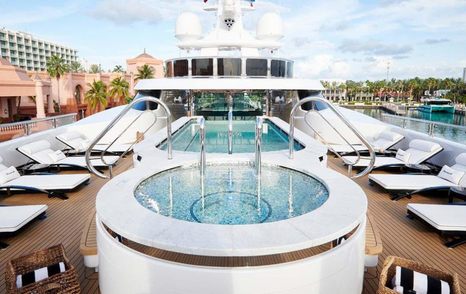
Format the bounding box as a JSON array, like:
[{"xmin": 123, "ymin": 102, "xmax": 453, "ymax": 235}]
[{"xmin": 2, "ymin": 0, "xmax": 466, "ymax": 81}]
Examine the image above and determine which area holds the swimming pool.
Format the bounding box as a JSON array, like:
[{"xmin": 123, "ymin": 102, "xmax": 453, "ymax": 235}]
[
  {"xmin": 159, "ymin": 120, "xmax": 304, "ymax": 153},
  {"xmin": 134, "ymin": 163, "xmax": 328, "ymax": 225}
]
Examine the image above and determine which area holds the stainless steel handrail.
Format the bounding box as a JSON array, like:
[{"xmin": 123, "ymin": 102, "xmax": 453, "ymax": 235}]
[
  {"xmin": 301, "ymin": 114, "xmax": 361, "ymax": 176},
  {"xmin": 197, "ymin": 116, "xmax": 206, "ymax": 176},
  {"xmin": 381, "ymin": 113, "xmax": 466, "ymax": 136},
  {"xmin": 289, "ymin": 96, "xmax": 376, "ymax": 179},
  {"xmin": 85, "ymin": 96, "xmax": 172, "ymax": 179},
  {"xmin": 255, "ymin": 116, "xmax": 264, "ymax": 176},
  {"xmin": 228, "ymin": 106, "xmax": 233, "ymax": 154}
]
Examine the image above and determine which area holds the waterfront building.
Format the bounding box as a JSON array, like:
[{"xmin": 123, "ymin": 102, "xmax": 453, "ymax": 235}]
[
  {"xmin": 0, "ymin": 51, "xmax": 161, "ymax": 122},
  {"xmin": 0, "ymin": 28, "xmax": 78, "ymax": 71}
]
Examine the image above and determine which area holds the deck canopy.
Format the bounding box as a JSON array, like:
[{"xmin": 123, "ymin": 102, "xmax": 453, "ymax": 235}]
[{"xmin": 135, "ymin": 78, "xmax": 325, "ymax": 91}]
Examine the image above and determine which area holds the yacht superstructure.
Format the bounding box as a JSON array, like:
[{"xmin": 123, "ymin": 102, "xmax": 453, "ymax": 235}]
[{"xmin": 0, "ymin": 1, "xmax": 465, "ymax": 294}]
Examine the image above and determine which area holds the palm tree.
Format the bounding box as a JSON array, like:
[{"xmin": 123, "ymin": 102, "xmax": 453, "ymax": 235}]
[
  {"xmin": 89, "ymin": 64, "xmax": 102, "ymax": 74},
  {"xmin": 135, "ymin": 64, "xmax": 154, "ymax": 81},
  {"xmin": 85, "ymin": 80, "xmax": 108, "ymax": 113},
  {"xmin": 113, "ymin": 65, "xmax": 124, "ymax": 73},
  {"xmin": 46, "ymin": 54, "xmax": 68, "ymax": 113},
  {"xmin": 69, "ymin": 61, "xmax": 84, "ymax": 73},
  {"xmin": 109, "ymin": 77, "xmax": 130, "ymax": 104}
]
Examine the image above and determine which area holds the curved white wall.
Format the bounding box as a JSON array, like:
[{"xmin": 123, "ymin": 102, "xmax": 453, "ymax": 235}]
[{"xmin": 97, "ymin": 216, "xmax": 366, "ymax": 294}]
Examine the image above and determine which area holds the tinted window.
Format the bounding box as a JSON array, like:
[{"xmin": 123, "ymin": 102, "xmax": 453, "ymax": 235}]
[
  {"xmin": 287, "ymin": 61, "xmax": 294, "ymax": 78},
  {"xmin": 132, "ymin": 90, "xmax": 162, "ymax": 110},
  {"xmin": 166, "ymin": 61, "xmax": 173, "ymax": 77},
  {"xmin": 271, "ymin": 60, "xmax": 286, "ymax": 77},
  {"xmin": 246, "ymin": 59, "xmax": 267, "ymax": 76},
  {"xmin": 218, "ymin": 58, "xmax": 241, "ymax": 76},
  {"xmin": 174, "ymin": 59, "xmax": 188, "ymax": 77},
  {"xmin": 192, "ymin": 58, "xmax": 213, "ymax": 76}
]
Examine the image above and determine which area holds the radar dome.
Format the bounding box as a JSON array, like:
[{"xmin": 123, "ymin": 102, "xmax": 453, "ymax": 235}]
[
  {"xmin": 175, "ymin": 12, "xmax": 202, "ymax": 42},
  {"xmin": 256, "ymin": 13, "xmax": 284, "ymax": 41}
]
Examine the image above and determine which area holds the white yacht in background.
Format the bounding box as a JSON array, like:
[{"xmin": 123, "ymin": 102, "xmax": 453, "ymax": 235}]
[{"xmin": 1, "ymin": 1, "xmax": 465, "ymax": 294}]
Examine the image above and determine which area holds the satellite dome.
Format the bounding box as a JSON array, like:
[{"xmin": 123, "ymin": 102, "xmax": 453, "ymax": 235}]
[
  {"xmin": 256, "ymin": 13, "xmax": 284, "ymax": 41},
  {"xmin": 175, "ymin": 12, "xmax": 202, "ymax": 42}
]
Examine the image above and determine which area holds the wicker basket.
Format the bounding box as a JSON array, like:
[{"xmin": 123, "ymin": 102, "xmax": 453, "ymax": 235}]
[
  {"xmin": 5, "ymin": 244, "xmax": 81, "ymax": 294},
  {"xmin": 377, "ymin": 256, "xmax": 461, "ymax": 294}
]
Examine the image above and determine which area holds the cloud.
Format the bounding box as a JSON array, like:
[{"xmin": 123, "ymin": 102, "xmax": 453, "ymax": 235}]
[
  {"xmin": 338, "ymin": 40, "xmax": 412, "ymax": 56},
  {"xmin": 295, "ymin": 54, "xmax": 351, "ymax": 79},
  {"xmin": 91, "ymin": 0, "xmax": 203, "ymax": 25},
  {"xmin": 424, "ymin": 38, "xmax": 450, "ymax": 44},
  {"xmin": 1, "ymin": 2, "xmax": 81, "ymax": 26}
]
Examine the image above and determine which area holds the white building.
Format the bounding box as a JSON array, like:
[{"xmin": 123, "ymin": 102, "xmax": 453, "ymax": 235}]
[{"xmin": 0, "ymin": 28, "xmax": 78, "ymax": 71}]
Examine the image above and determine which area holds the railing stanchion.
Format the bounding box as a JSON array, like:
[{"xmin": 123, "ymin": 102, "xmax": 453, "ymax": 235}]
[
  {"xmin": 255, "ymin": 116, "xmax": 263, "ymax": 176},
  {"xmin": 289, "ymin": 96, "xmax": 376, "ymax": 179}
]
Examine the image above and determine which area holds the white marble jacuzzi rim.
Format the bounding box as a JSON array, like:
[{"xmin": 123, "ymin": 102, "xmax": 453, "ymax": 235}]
[
  {"xmin": 96, "ymin": 151, "xmax": 367, "ymax": 257},
  {"xmin": 132, "ymin": 116, "xmax": 328, "ymax": 159}
]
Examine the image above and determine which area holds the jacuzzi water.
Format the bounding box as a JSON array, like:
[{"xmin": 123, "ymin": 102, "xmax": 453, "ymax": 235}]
[
  {"xmin": 158, "ymin": 120, "xmax": 304, "ymax": 153},
  {"xmin": 134, "ymin": 164, "xmax": 329, "ymax": 225}
]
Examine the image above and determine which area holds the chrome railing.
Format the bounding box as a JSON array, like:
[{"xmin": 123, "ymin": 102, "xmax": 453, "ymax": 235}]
[
  {"xmin": 289, "ymin": 96, "xmax": 376, "ymax": 179},
  {"xmin": 197, "ymin": 116, "xmax": 206, "ymax": 176},
  {"xmin": 381, "ymin": 113, "xmax": 466, "ymax": 137},
  {"xmin": 85, "ymin": 96, "xmax": 172, "ymax": 179},
  {"xmin": 255, "ymin": 116, "xmax": 264, "ymax": 176},
  {"xmin": 302, "ymin": 112, "xmax": 362, "ymax": 175},
  {"xmin": 0, "ymin": 113, "xmax": 77, "ymax": 137},
  {"xmin": 228, "ymin": 106, "xmax": 233, "ymax": 154}
]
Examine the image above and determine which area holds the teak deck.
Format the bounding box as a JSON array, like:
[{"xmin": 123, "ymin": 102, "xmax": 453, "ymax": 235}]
[{"xmin": 1, "ymin": 156, "xmax": 465, "ymax": 294}]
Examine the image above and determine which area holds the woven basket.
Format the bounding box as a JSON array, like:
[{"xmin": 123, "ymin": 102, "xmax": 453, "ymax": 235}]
[
  {"xmin": 377, "ymin": 256, "xmax": 461, "ymax": 294},
  {"xmin": 5, "ymin": 244, "xmax": 81, "ymax": 294}
]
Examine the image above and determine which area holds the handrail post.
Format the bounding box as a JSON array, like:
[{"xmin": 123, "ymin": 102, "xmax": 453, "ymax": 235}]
[
  {"xmin": 255, "ymin": 116, "xmax": 263, "ymax": 176},
  {"xmin": 228, "ymin": 106, "xmax": 233, "ymax": 154},
  {"xmin": 289, "ymin": 96, "xmax": 376, "ymax": 179},
  {"xmin": 197, "ymin": 116, "xmax": 206, "ymax": 177},
  {"xmin": 52, "ymin": 118, "xmax": 57, "ymax": 128}
]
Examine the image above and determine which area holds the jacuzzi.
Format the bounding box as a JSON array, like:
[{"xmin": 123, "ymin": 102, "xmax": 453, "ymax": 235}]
[{"xmin": 96, "ymin": 150, "xmax": 367, "ymax": 293}]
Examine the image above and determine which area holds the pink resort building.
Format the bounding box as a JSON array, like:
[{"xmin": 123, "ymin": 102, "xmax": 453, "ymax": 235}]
[{"xmin": 0, "ymin": 52, "xmax": 163, "ymax": 124}]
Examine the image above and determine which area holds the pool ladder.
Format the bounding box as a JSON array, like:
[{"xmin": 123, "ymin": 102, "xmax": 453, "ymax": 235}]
[
  {"xmin": 85, "ymin": 96, "xmax": 173, "ymax": 179},
  {"xmin": 255, "ymin": 116, "xmax": 264, "ymax": 176},
  {"xmin": 288, "ymin": 96, "xmax": 376, "ymax": 179},
  {"xmin": 228, "ymin": 106, "xmax": 233, "ymax": 154}
]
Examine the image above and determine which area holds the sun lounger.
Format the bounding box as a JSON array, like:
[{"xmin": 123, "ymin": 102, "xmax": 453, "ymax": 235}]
[
  {"xmin": 56, "ymin": 131, "xmax": 133, "ymax": 154},
  {"xmin": 407, "ymin": 203, "xmax": 466, "ymax": 248},
  {"xmin": 0, "ymin": 205, "xmax": 48, "ymax": 248},
  {"xmin": 17, "ymin": 140, "xmax": 119, "ymax": 170},
  {"xmin": 369, "ymin": 153, "xmax": 466, "ymax": 200},
  {"xmin": 342, "ymin": 139, "xmax": 443, "ymax": 169},
  {"xmin": 329, "ymin": 131, "xmax": 404, "ymax": 155},
  {"xmin": 0, "ymin": 156, "xmax": 90, "ymax": 199}
]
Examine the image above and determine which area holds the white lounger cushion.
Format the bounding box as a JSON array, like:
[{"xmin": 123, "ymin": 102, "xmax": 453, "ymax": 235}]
[
  {"xmin": 343, "ymin": 139, "xmax": 442, "ymax": 167},
  {"xmin": 18, "ymin": 140, "xmax": 118, "ymax": 167},
  {"xmin": 407, "ymin": 204, "xmax": 466, "ymax": 232},
  {"xmin": 0, "ymin": 174, "xmax": 90, "ymax": 190},
  {"xmin": 369, "ymin": 174, "xmax": 457, "ymax": 190},
  {"xmin": 0, "ymin": 205, "xmax": 48, "ymax": 233},
  {"xmin": 372, "ymin": 131, "xmax": 404, "ymax": 151},
  {"xmin": 0, "ymin": 166, "xmax": 21, "ymax": 185},
  {"xmin": 328, "ymin": 131, "xmax": 403, "ymax": 154},
  {"xmin": 437, "ymin": 166, "xmax": 464, "ymax": 185},
  {"xmin": 57, "ymin": 132, "xmax": 132, "ymax": 153},
  {"xmin": 344, "ymin": 156, "xmax": 404, "ymax": 168}
]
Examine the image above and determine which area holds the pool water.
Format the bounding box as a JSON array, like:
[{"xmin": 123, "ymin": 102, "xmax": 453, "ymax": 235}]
[
  {"xmin": 134, "ymin": 164, "xmax": 329, "ymax": 225},
  {"xmin": 159, "ymin": 120, "xmax": 304, "ymax": 153}
]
